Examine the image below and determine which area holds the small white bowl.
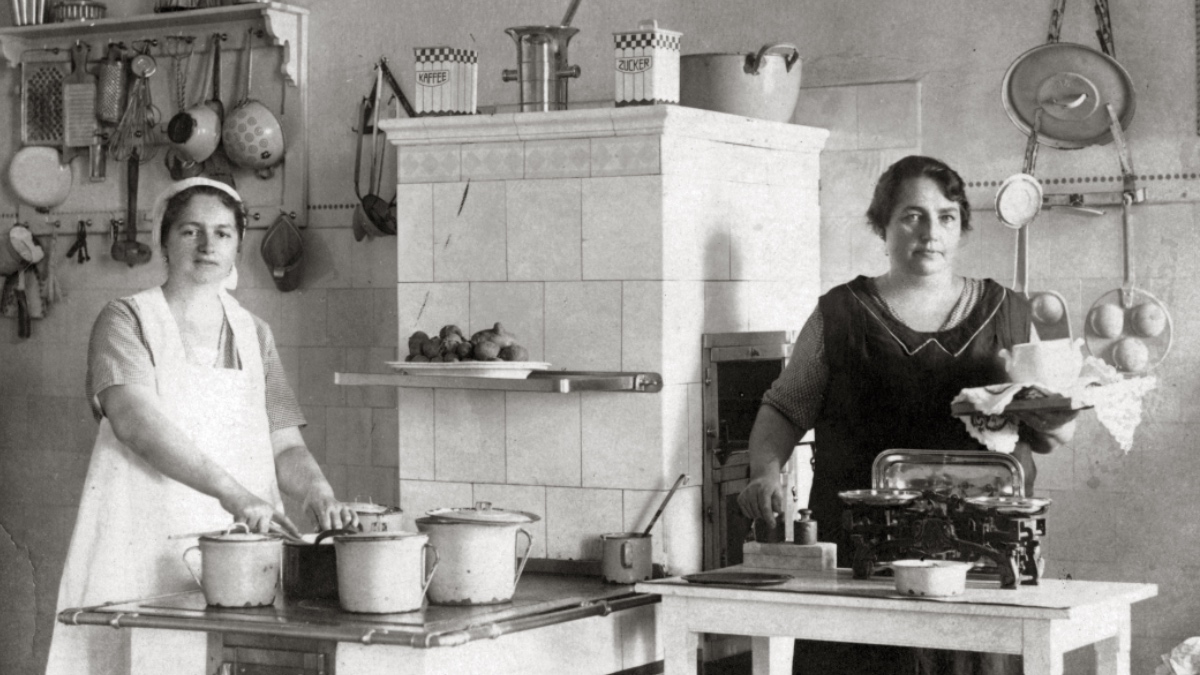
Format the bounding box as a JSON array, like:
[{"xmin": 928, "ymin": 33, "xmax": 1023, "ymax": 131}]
[{"xmin": 890, "ymin": 559, "xmax": 974, "ymax": 597}]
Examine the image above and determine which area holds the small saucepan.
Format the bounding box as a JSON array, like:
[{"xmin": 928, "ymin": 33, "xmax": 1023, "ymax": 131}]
[{"xmin": 889, "ymin": 559, "xmax": 974, "ymax": 598}]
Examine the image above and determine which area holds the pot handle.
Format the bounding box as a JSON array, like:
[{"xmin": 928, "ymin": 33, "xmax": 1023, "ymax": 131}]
[
  {"xmin": 313, "ymin": 528, "xmax": 354, "ymax": 546},
  {"xmin": 182, "ymin": 546, "xmax": 203, "ymax": 589},
  {"xmin": 421, "ymin": 543, "xmax": 440, "ymax": 600},
  {"xmin": 620, "ymin": 541, "xmax": 634, "ymax": 569},
  {"xmin": 747, "ymin": 44, "xmax": 800, "ymax": 74},
  {"xmin": 513, "ymin": 527, "xmax": 535, "ymax": 586}
]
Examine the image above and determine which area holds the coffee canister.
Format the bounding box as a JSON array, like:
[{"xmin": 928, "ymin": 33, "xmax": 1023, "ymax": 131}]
[
  {"xmin": 414, "ymin": 46, "xmax": 477, "ymax": 116},
  {"xmin": 613, "ymin": 20, "xmax": 682, "ymax": 106}
]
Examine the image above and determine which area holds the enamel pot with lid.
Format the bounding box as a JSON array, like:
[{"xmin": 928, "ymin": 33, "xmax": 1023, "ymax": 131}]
[
  {"xmin": 182, "ymin": 524, "xmax": 281, "ymax": 607},
  {"xmin": 416, "ymin": 501, "xmax": 538, "ymax": 605}
]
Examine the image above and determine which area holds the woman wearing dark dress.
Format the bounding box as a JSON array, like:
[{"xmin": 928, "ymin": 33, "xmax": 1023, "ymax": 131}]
[{"xmin": 737, "ymin": 155, "xmax": 1078, "ymax": 675}]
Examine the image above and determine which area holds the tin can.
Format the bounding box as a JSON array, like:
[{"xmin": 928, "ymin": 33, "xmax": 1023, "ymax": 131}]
[
  {"xmin": 613, "ymin": 20, "xmax": 681, "ymax": 106},
  {"xmin": 414, "ymin": 46, "xmax": 477, "ymax": 116}
]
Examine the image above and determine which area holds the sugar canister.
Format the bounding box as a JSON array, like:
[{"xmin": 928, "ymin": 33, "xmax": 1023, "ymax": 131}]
[{"xmin": 612, "ymin": 20, "xmax": 682, "ymax": 106}]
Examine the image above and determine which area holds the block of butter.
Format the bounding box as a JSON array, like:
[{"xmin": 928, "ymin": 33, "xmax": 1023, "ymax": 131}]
[{"xmin": 742, "ymin": 542, "xmax": 836, "ymax": 571}]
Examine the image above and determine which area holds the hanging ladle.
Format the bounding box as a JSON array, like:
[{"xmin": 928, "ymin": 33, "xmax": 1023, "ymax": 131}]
[{"xmin": 642, "ymin": 473, "xmax": 688, "ymax": 536}]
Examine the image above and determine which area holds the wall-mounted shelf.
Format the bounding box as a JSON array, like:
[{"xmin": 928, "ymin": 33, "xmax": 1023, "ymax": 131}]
[
  {"xmin": 334, "ymin": 370, "xmax": 664, "ymax": 394},
  {"xmin": 0, "ymin": 2, "xmax": 307, "ymax": 87}
]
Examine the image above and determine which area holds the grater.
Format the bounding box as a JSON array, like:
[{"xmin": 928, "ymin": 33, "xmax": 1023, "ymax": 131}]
[
  {"xmin": 62, "ymin": 42, "xmax": 97, "ymax": 148},
  {"xmin": 21, "ymin": 58, "xmax": 68, "ymax": 146},
  {"xmin": 96, "ymin": 43, "xmax": 125, "ymax": 125}
]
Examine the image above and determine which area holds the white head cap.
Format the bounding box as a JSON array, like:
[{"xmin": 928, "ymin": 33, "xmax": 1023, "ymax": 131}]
[{"xmin": 150, "ymin": 177, "xmax": 243, "ymax": 290}]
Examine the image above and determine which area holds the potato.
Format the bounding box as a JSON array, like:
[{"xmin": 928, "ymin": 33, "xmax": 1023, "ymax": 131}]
[
  {"xmin": 474, "ymin": 340, "xmax": 501, "ymax": 360},
  {"xmin": 1089, "ymin": 304, "xmax": 1124, "ymax": 339},
  {"xmin": 407, "ymin": 330, "xmax": 429, "ymax": 355},
  {"xmin": 455, "ymin": 341, "xmax": 474, "ymax": 359},
  {"xmin": 440, "ymin": 324, "xmax": 464, "ymax": 340},
  {"xmin": 1112, "ymin": 337, "xmax": 1150, "ymax": 373},
  {"xmin": 420, "ymin": 336, "xmax": 443, "ymax": 358},
  {"xmin": 499, "ymin": 344, "xmax": 529, "ymax": 362},
  {"xmin": 1130, "ymin": 303, "xmax": 1167, "ymax": 338},
  {"xmin": 1031, "ymin": 294, "xmax": 1064, "ymax": 325}
]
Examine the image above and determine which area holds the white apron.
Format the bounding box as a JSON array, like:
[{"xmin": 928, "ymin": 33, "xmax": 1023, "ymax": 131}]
[{"xmin": 46, "ymin": 287, "xmax": 282, "ymax": 675}]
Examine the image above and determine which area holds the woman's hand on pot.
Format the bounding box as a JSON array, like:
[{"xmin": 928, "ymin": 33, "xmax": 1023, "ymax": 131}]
[
  {"xmin": 304, "ymin": 491, "xmax": 360, "ymax": 532},
  {"xmin": 223, "ymin": 490, "xmax": 300, "ymax": 538},
  {"xmin": 737, "ymin": 476, "xmax": 785, "ymax": 529}
]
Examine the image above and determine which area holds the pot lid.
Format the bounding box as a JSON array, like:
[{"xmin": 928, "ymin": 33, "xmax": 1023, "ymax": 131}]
[
  {"xmin": 333, "ymin": 531, "xmax": 426, "ymax": 542},
  {"xmin": 8, "ymin": 146, "xmax": 72, "ymax": 212},
  {"xmin": 200, "ymin": 532, "xmax": 275, "ymax": 543},
  {"xmin": 1001, "ymin": 42, "xmax": 1136, "ymax": 149},
  {"xmin": 424, "ymin": 501, "xmax": 541, "ymax": 525},
  {"xmin": 995, "ymin": 173, "xmax": 1044, "ymax": 229}
]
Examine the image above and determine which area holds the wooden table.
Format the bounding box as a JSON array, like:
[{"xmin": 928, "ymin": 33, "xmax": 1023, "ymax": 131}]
[{"xmin": 637, "ymin": 567, "xmax": 1156, "ymax": 675}]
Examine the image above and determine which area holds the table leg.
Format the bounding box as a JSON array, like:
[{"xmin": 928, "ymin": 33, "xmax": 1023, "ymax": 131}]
[
  {"xmin": 751, "ymin": 636, "xmax": 794, "ymax": 675},
  {"xmin": 1094, "ymin": 610, "xmax": 1132, "ymax": 675},
  {"xmin": 1022, "ymin": 621, "xmax": 1064, "ymax": 675},
  {"xmin": 659, "ymin": 601, "xmax": 699, "ymax": 675}
]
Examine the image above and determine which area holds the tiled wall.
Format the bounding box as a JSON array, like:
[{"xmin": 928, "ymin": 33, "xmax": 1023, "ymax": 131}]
[{"xmin": 383, "ymin": 107, "xmax": 826, "ymax": 573}]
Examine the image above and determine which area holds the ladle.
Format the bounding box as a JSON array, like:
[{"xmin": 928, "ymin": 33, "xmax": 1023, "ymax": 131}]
[
  {"xmin": 642, "ymin": 473, "xmax": 688, "ymax": 536},
  {"xmin": 111, "ymin": 152, "xmax": 152, "ymax": 267}
]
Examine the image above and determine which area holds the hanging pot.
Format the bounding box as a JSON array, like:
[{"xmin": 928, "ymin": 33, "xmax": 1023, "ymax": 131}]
[
  {"xmin": 679, "ymin": 44, "xmax": 802, "ymax": 122},
  {"xmin": 222, "ymin": 32, "xmax": 285, "ymax": 179},
  {"xmin": 167, "ymin": 35, "xmax": 221, "ymax": 165},
  {"xmin": 1001, "ymin": 42, "xmax": 1136, "ymax": 149},
  {"xmin": 416, "ymin": 501, "xmax": 538, "ymax": 605}
]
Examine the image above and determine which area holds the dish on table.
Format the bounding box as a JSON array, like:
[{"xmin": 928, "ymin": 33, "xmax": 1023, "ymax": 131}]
[
  {"xmin": 682, "ymin": 572, "xmax": 792, "ymax": 587},
  {"xmin": 384, "ymin": 361, "xmax": 552, "ymax": 379}
]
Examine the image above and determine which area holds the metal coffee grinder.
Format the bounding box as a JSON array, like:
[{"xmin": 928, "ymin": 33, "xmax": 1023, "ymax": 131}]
[{"xmin": 501, "ymin": 26, "xmax": 582, "ymax": 112}]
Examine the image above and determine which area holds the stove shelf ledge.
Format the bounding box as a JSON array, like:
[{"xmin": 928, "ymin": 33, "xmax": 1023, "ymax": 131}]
[{"xmin": 334, "ymin": 370, "xmax": 664, "ymax": 393}]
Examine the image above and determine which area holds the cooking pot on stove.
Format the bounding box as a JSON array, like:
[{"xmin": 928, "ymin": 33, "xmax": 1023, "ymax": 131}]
[
  {"xmin": 347, "ymin": 502, "xmax": 405, "ymax": 532},
  {"xmin": 334, "ymin": 530, "xmax": 438, "ymax": 613},
  {"xmin": 679, "ymin": 43, "xmax": 802, "ymax": 122},
  {"xmin": 416, "ymin": 502, "xmax": 538, "ymax": 605},
  {"xmin": 282, "ymin": 529, "xmax": 351, "ymax": 601},
  {"xmin": 182, "ymin": 524, "xmax": 281, "ymax": 607}
]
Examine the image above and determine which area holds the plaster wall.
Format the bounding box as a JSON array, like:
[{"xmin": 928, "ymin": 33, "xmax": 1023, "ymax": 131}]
[{"xmin": 0, "ymin": 1, "xmax": 1196, "ymax": 674}]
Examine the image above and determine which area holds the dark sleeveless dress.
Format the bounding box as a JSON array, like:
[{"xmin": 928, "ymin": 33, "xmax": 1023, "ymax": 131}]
[{"xmin": 793, "ymin": 276, "xmax": 1031, "ymax": 675}]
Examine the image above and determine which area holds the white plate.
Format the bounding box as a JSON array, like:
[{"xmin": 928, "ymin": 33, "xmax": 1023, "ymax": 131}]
[{"xmin": 385, "ymin": 361, "xmax": 552, "ymax": 379}]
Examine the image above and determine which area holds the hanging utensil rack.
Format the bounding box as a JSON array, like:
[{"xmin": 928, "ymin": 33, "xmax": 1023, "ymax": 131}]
[{"xmin": 0, "ymin": 3, "xmax": 310, "ymax": 237}]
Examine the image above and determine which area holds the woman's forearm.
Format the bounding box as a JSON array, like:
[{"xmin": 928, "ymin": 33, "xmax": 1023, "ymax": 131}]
[
  {"xmin": 271, "ymin": 427, "xmax": 335, "ymax": 502},
  {"xmin": 748, "ymin": 405, "xmax": 804, "ymax": 477},
  {"xmin": 101, "ymin": 385, "xmax": 256, "ymax": 509}
]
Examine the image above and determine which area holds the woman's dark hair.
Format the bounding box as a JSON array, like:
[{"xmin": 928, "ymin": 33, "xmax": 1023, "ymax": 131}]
[
  {"xmin": 159, "ymin": 185, "xmax": 247, "ymax": 247},
  {"xmin": 865, "ymin": 155, "xmax": 971, "ymax": 239}
]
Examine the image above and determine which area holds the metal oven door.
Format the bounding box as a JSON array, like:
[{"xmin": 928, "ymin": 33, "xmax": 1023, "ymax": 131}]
[{"xmin": 701, "ymin": 331, "xmax": 802, "ymax": 570}]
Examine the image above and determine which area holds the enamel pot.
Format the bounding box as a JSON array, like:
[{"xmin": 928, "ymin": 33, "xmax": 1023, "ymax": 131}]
[
  {"xmin": 679, "ymin": 44, "xmax": 802, "ymax": 122},
  {"xmin": 416, "ymin": 502, "xmax": 538, "ymax": 605},
  {"xmin": 183, "ymin": 525, "xmax": 281, "ymax": 607},
  {"xmin": 600, "ymin": 532, "xmax": 652, "ymax": 584},
  {"xmin": 333, "ymin": 531, "xmax": 438, "ymax": 614},
  {"xmin": 346, "ymin": 502, "xmax": 405, "ymax": 533},
  {"xmin": 890, "ymin": 560, "xmax": 974, "ymax": 598}
]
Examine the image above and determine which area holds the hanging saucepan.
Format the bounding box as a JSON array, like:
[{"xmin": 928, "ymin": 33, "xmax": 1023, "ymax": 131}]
[
  {"xmin": 1085, "ymin": 195, "xmax": 1172, "ymax": 374},
  {"xmin": 166, "ymin": 35, "xmax": 221, "ymax": 166},
  {"xmin": 997, "ymin": 173, "xmax": 1073, "ymax": 340},
  {"xmin": 1001, "ymin": 42, "xmax": 1135, "ymax": 149},
  {"xmin": 222, "ymin": 31, "xmax": 285, "ymax": 179}
]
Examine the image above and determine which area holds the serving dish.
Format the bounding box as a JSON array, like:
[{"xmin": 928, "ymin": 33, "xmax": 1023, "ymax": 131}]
[
  {"xmin": 682, "ymin": 572, "xmax": 792, "ymax": 587},
  {"xmin": 963, "ymin": 496, "xmax": 1052, "ymax": 515},
  {"xmin": 385, "ymin": 361, "xmax": 552, "ymax": 379},
  {"xmin": 838, "ymin": 488, "xmax": 922, "ymax": 507}
]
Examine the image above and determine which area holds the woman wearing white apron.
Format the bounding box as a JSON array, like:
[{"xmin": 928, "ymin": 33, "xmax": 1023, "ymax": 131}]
[{"xmin": 46, "ymin": 179, "xmax": 359, "ymax": 675}]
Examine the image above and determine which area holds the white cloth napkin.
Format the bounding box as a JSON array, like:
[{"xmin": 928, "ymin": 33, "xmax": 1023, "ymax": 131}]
[{"xmin": 953, "ymin": 356, "xmax": 1156, "ymax": 454}]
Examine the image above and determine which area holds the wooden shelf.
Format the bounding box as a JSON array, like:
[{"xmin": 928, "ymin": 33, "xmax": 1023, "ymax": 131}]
[
  {"xmin": 0, "ymin": 2, "xmax": 307, "ymax": 87},
  {"xmin": 335, "ymin": 370, "xmax": 664, "ymax": 394}
]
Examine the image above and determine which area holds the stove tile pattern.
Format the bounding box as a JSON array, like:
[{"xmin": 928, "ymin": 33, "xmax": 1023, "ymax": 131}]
[{"xmin": 384, "ymin": 108, "xmax": 827, "ymax": 574}]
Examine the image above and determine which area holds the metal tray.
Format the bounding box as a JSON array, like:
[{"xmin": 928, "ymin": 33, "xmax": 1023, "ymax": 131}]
[
  {"xmin": 871, "ymin": 449, "xmax": 1025, "ymax": 498},
  {"xmin": 682, "ymin": 572, "xmax": 792, "ymax": 587}
]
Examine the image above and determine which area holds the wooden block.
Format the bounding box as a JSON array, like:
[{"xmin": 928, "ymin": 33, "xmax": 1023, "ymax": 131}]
[{"xmin": 742, "ymin": 542, "xmax": 836, "ymax": 571}]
